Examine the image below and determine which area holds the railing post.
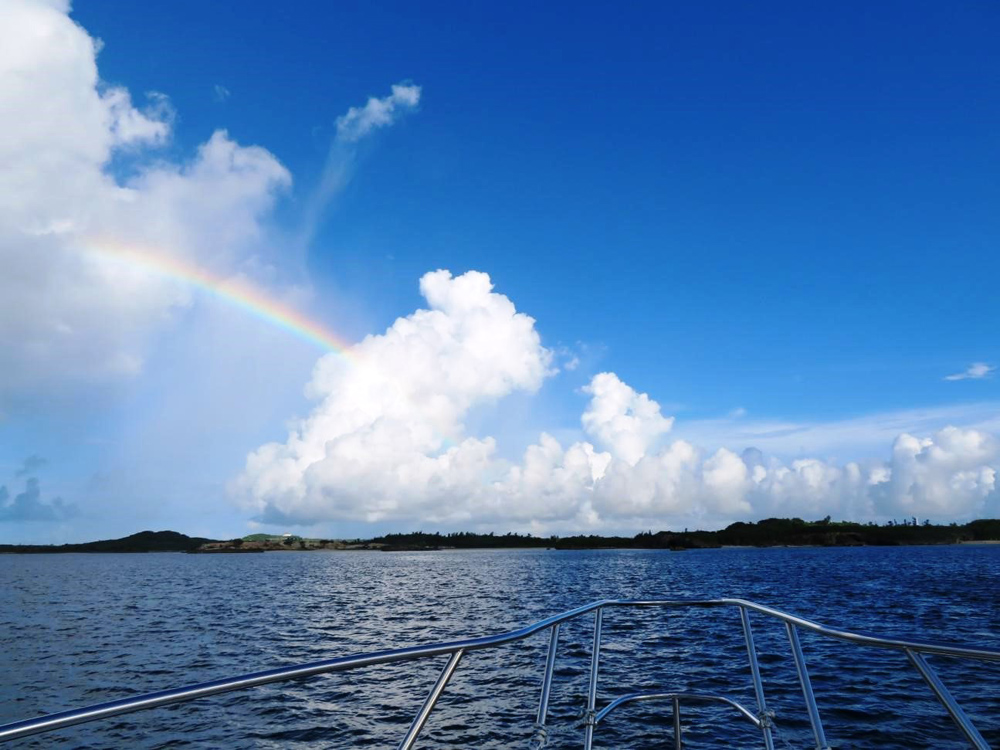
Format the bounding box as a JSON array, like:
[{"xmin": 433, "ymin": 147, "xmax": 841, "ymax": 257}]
[
  {"xmin": 531, "ymin": 623, "xmax": 561, "ymax": 749},
  {"xmin": 785, "ymin": 622, "xmax": 829, "ymax": 749},
  {"xmin": 904, "ymin": 649, "xmax": 990, "ymax": 750},
  {"xmin": 398, "ymin": 649, "xmax": 464, "ymax": 750},
  {"xmin": 672, "ymin": 695, "xmax": 682, "ymax": 750},
  {"xmin": 739, "ymin": 607, "xmax": 775, "ymax": 750},
  {"xmin": 583, "ymin": 607, "xmax": 604, "ymax": 750}
]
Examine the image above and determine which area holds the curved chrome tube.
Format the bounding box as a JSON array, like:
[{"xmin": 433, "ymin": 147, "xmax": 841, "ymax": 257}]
[
  {"xmin": 593, "ymin": 690, "xmax": 762, "ymax": 727},
  {"xmin": 721, "ymin": 597, "xmax": 1000, "ymax": 662},
  {"xmin": 1, "ymin": 597, "xmax": 997, "ymax": 746}
]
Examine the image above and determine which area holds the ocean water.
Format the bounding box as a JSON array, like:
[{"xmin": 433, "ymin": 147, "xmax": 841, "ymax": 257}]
[{"xmin": 1, "ymin": 545, "xmax": 998, "ymax": 748}]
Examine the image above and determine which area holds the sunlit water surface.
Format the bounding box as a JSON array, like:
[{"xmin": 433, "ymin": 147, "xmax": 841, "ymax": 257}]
[{"xmin": 2, "ymin": 545, "xmax": 999, "ymax": 748}]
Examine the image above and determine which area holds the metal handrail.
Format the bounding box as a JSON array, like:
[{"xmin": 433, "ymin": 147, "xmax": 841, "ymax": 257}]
[
  {"xmin": 593, "ymin": 691, "xmax": 763, "ymax": 727},
  {"xmin": 2, "ymin": 598, "xmax": 998, "ymax": 748}
]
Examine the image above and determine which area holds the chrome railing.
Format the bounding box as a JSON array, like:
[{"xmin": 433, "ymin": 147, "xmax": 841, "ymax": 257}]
[{"xmin": 2, "ymin": 598, "xmax": 998, "ymax": 748}]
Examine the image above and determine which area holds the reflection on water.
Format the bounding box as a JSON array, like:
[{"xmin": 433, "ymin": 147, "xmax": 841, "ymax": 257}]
[{"xmin": 2, "ymin": 546, "xmax": 999, "ymax": 748}]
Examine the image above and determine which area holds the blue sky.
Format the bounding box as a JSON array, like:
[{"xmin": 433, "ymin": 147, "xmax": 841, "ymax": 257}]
[
  {"xmin": 1, "ymin": 0, "xmax": 998, "ymax": 541},
  {"xmin": 81, "ymin": 0, "xmax": 1000, "ymax": 416}
]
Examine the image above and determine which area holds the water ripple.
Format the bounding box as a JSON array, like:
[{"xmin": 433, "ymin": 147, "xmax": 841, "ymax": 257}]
[{"xmin": 1, "ymin": 545, "xmax": 998, "ymax": 748}]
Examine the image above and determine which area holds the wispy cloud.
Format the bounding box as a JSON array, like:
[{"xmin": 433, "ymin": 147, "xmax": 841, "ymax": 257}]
[
  {"xmin": 675, "ymin": 401, "xmax": 1000, "ymax": 460},
  {"xmin": 335, "ymin": 83, "xmax": 421, "ymax": 142},
  {"xmin": 213, "ymin": 84, "xmax": 231, "ymax": 103},
  {"xmin": 300, "ymin": 82, "xmax": 421, "ymax": 245},
  {"xmin": 944, "ymin": 362, "xmax": 995, "ymax": 381}
]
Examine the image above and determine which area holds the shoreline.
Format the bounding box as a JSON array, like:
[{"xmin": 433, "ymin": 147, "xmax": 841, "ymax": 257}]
[
  {"xmin": 4, "ymin": 519, "xmax": 999, "ymax": 554},
  {"xmin": 6, "ymin": 540, "xmax": 1000, "ymax": 554}
]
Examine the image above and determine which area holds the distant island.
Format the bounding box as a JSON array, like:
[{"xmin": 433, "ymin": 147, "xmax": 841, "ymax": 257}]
[
  {"xmin": 0, "ymin": 530, "xmax": 216, "ymax": 554},
  {"xmin": 2, "ymin": 517, "xmax": 999, "ymax": 554}
]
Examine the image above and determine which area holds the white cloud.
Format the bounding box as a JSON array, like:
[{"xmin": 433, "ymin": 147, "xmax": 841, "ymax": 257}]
[
  {"xmin": 213, "ymin": 84, "xmax": 230, "ymax": 102},
  {"xmin": 236, "ymin": 274, "xmax": 1000, "ymax": 529},
  {"xmin": 103, "ymin": 88, "xmax": 173, "ymax": 146},
  {"xmin": 582, "ymin": 373, "xmax": 673, "ymax": 466},
  {"xmin": 300, "ymin": 82, "xmax": 422, "ymax": 246},
  {"xmin": 234, "ymin": 270, "xmax": 555, "ymax": 524},
  {"xmin": 945, "ymin": 362, "xmax": 995, "ymax": 381},
  {"xmin": 589, "ymin": 440, "xmax": 699, "ymax": 519},
  {"xmin": 0, "ymin": 0, "xmax": 290, "ymax": 398},
  {"xmin": 701, "ymin": 448, "xmax": 753, "ymax": 515},
  {"xmin": 748, "ymin": 455, "xmax": 868, "ymax": 519},
  {"xmin": 875, "ymin": 427, "xmax": 997, "ymax": 516},
  {"xmin": 335, "ymin": 83, "xmax": 421, "ymax": 143},
  {"xmin": 675, "ymin": 402, "xmax": 1000, "ymax": 463}
]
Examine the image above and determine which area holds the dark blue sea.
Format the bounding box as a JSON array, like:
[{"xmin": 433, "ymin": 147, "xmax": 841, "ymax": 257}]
[{"xmin": 1, "ymin": 545, "xmax": 999, "ymax": 748}]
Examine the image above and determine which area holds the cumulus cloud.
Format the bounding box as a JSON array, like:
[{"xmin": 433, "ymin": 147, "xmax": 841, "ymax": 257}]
[
  {"xmin": 234, "ymin": 270, "xmax": 554, "ymax": 523},
  {"xmin": 0, "ymin": 0, "xmax": 291, "ymax": 398},
  {"xmin": 235, "ymin": 271, "xmax": 1000, "ymax": 529},
  {"xmin": 582, "ymin": 373, "xmax": 673, "ymax": 465},
  {"xmin": 945, "ymin": 362, "xmax": 995, "ymax": 381},
  {"xmin": 588, "ymin": 413, "xmax": 996, "ymax": 526},
  {"xmin": 874, "ymin": 428, "xmax": 998, "ymax": 516},
  {"xmin": 335, "ymin": 83, "xmax": 421, "ymax": 143}
]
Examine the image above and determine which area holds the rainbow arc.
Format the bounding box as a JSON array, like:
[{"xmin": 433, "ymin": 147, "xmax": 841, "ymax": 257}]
[{"xmin": 84, "ymin": 239, "xmax": 350, "ymax": 354}]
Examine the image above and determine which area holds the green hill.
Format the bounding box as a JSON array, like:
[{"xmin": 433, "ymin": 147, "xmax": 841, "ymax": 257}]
[{"xmin": 0, "ymin": 530, "xmax": 216, "ymax": 554}]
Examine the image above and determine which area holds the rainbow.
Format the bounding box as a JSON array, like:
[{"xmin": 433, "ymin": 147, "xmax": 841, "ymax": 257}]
[
  {"xmin": 82, "ymin": 239, "xmax": 353, "ymax": 355},
  {"xmin": 79, "ymin": 239, "xmax": 461, "ymax": 449}
]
